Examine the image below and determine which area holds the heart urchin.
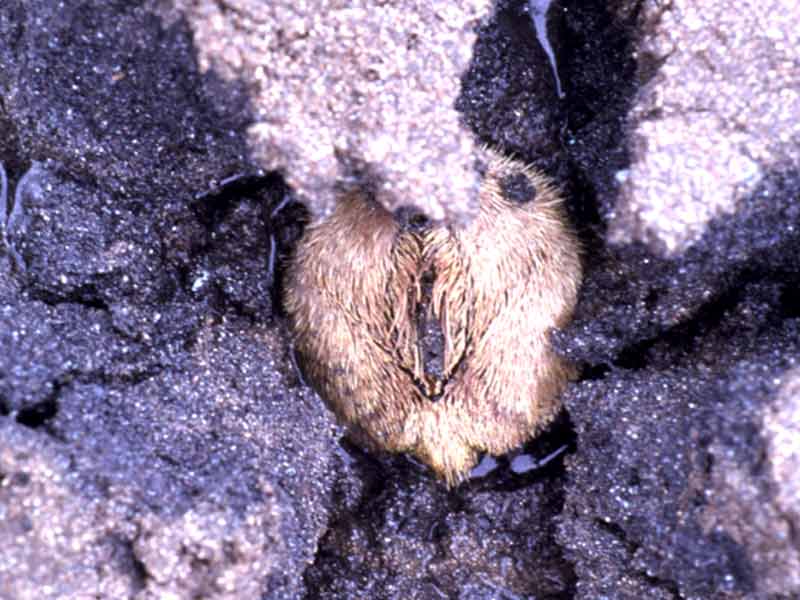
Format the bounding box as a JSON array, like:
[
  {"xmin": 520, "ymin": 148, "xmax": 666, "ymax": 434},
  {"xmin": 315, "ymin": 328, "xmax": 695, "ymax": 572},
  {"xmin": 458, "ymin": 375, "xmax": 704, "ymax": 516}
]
[{"xmin": 283, "ymin": 150, "xmax": 582, "ymax": 485}]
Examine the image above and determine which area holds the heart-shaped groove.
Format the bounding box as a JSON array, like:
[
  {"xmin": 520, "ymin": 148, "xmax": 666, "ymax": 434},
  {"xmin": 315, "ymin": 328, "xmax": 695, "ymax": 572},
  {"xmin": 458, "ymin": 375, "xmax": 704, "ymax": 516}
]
[{"xmin": 284, "ymin": 150, "xmax": 582, "ymax": 486}]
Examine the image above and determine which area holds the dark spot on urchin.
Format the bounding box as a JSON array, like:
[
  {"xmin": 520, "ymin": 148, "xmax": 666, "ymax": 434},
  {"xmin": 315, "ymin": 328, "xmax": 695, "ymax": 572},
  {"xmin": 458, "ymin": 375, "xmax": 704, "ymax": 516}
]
[
  {"xmin": 501, "ymin": 172, "xmax": 537, "ymax": 204},
  {"xmin": 394, "ymin": 205, "xmax": 431, "ymax": 233}
]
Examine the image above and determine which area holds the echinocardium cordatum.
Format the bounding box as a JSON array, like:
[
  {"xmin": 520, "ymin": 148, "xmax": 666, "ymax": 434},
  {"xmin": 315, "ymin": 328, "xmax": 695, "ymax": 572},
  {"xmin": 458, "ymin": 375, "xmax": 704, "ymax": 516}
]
[{"xmin": 283, "ymin": 151, "xmax": 582, "ymax": 485}]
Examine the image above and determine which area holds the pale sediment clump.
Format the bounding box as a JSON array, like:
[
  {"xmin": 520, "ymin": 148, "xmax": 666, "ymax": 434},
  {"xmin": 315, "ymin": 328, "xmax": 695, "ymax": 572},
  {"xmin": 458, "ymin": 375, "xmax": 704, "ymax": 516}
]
[
  {"xmin": 284, "ymin": 151, "xmax": 582, "ymax": 485},
  {"xmin": 606, "ymin": 0, "xmax": 800, "ymax": 255},
  {"xmin": 171, "ymin": 0, "xmax": 493, "ymax": 224}
]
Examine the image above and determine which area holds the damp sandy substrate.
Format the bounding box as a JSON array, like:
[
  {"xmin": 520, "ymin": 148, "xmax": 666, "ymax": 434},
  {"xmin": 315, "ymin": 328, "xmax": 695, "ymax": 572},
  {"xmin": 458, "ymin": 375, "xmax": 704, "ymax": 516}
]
[{"xmin": 0, "ymin": 0, "xmax": 799, "ymax": 598}]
